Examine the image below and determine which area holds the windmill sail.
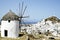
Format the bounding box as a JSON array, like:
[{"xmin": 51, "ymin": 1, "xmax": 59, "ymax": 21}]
[{"xmin": 18, "ymin": 2, "xmax": 29, "ymax": 32}]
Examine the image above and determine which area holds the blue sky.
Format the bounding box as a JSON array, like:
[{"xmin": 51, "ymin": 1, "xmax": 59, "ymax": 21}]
[{"xmin": 0, "ymin": 0, "xmax": 60, "ymax": 22}]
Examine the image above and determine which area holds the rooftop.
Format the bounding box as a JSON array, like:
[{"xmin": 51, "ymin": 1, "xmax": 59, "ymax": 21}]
[{"xmin": 2, "ymin": 10, "xmax": 19, "ymax": 20}]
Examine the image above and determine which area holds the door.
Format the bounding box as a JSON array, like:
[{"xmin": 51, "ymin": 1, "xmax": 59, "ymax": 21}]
[{"xmin": 4, "ymin": 30, "xmax": 8, "ymax": 37}]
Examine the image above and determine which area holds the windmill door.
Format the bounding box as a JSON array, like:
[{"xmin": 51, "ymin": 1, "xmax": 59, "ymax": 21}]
[{"xmin": 4, "ymin": 30, "xmax": 8, "ymax": 37}]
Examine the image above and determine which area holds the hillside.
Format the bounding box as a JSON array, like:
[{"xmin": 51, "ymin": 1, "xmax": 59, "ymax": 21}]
[{"xmin": 45, "ymin": 16, "xmax": 60, "ymax": 23}]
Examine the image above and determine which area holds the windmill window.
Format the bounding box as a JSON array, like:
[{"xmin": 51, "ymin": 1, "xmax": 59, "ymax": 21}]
[{"xmin": 8, "ymin": 20, "xmax": 10, "ymax": 23}]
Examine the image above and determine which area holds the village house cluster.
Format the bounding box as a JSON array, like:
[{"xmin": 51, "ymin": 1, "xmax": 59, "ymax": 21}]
[{"xmin": 21, "ymin": 16, "xmax": 60, "ymax": 37}]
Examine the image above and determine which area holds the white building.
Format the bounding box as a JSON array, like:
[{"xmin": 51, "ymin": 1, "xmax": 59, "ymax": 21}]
[
  {"xmin": 31, "ymin": 16, "xmax": 60, "ymax": 37},
  {"xmin": 1, "ymin": 10, "xmax": 19, "ymax": 38}
]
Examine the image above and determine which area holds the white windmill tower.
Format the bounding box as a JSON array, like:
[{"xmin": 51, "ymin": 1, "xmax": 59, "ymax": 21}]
[{"xmin": 1, "ymin": 10, "xmax": 19, "ymax": 38}]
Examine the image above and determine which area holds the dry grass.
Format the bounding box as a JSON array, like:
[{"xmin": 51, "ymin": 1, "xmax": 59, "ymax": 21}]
[
  {"xmin": 0, "ymin": 33, "xmax": 60, "ymax": 40},
  {"xmin": 0, "ymin": 35, "xmax": 27, "ymax": 40},
  {"xmin": 0, "ymin": 36, "xmax": 28, "ymax": 40},
  {"xmin": 0, "ymin": 33, "xmax": 28, "ymax": 40}
]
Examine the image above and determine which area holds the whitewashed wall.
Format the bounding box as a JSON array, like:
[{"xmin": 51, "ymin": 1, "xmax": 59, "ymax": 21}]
[
  {"xmin": 1, "ymin": 20, "xmax": 19, "ymax": 38},
  {"xmin": 31, "ymin": 20, "xmax": 60, "ymax": 37}
]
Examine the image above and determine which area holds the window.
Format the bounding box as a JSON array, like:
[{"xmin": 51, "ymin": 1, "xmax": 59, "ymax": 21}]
[{"xmin": 8, "ymin": 20, "xmax": 10, "ymax": 23}]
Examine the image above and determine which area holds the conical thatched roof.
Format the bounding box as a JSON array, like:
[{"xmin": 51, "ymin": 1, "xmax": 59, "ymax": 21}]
[
  {"xmin": 2, "ymin": 10, "xmax": 19, "ymax": 20},
  {"xmin": 45, "ymin": 16, "xmax": 60, "ymax": 23}
]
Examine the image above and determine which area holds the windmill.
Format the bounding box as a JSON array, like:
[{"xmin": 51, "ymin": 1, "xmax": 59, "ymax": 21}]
[{"xmin": 18, "ymin": 2, "xmax": 29, "ymax": 32}]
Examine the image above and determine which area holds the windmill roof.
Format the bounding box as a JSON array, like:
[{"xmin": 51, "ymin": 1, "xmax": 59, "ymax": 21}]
[{"xmin": 2, "ymin": 10, "xmax": 19, "ymax": 20}]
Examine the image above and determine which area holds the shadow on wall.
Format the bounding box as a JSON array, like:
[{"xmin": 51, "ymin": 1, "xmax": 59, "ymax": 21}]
[{"xmin": 19, "ymin": 34, "xmax": 24, "ymax": 37}]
